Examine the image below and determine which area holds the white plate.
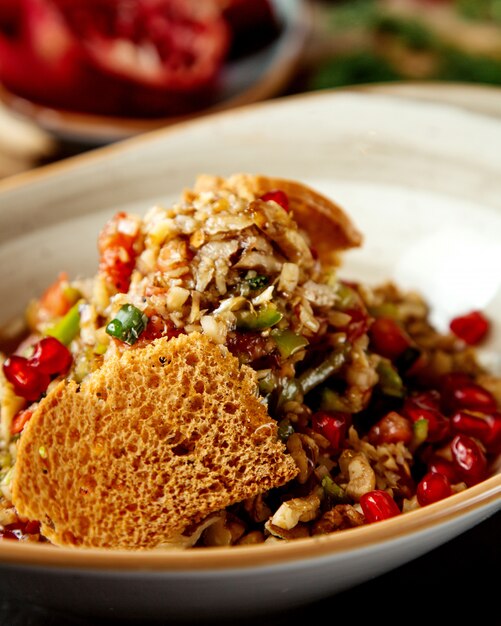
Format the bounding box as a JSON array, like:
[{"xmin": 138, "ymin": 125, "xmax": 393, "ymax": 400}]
[{"xmin": 0, "ymin": 90, "xmax": 500, "ymax": 622}]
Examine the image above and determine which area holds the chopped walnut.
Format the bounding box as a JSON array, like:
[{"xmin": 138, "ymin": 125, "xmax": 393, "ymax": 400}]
[
  {"xmin": 201, "ymin": 513, "xmax": 246, "ymax": 547},
  {"xmin": 236, "ymin": 530, "xmax": 266, "ymax": 546},
  {"xmin": 312, "ymin": 504, "xmax": 365, "ymax": 535},
  {"xmin": 270, "ymin": 493, "xmax": 321, "ymax": 531},
  {"xmin": 339, "ymin": 450, "xmax": 376, "ymax": 501},
  {"xmin": 265, "ymin": 521, "xmax": 310, "ymax": 541},
  {"xmin": 287, "ymin": 433, "xmax": 319, "ymax": 484},
  {"xmin": 243, "ymin": 494, "xmax": 272, "ymax": 523}
]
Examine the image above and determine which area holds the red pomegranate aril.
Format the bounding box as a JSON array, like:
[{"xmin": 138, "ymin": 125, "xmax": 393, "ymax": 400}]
[
  {"xmin": 311, "ymin": 411, "xmax": 348, "ymax": 452},
  {"xmin": 368, "ymin": 411, "xmax": 413, "ymax": 445},
  {"xmin": 450, "ymin": 411, "xmax": 491, "ymax": 443},
  {"xmin": 2, "ymin": 355, "xmax": 50, "ymax": 402},
  {"xmin": 29, "ymin": 336, "xmax": 72, "ymax": 375},
  {"xmin": 403, "ymin": 396, "xmax": 450, "ymax": 443},
  {"xmin": 368, "ymin": 317, "xmax": 412, "ymax": 360},
  {"xmin": 0, "ymin": 529, "xmax": 19, "ymax": 541},
  {"xmin": 22, "ymin": 520, "xmax": 41, "ymax": 535},
  {"xmin": 450, "ymin": 434, "xmax": 487, "ymax": 486},
  {"xmin": 449, "ymin": 310, "xmax": 489, "ymax": 345},
  {"xmin": 484, "ymin": 412, "xmax": 501, "ymax": 454},
  {"xmin": 344, "ymin": 307, "xmax": 370, "ymax": 342},
  {"xmin": 440, "ymin": 373, "xmax": 497, "ymax": 414},
  {"xmin": 417, "ymin": 471, "xmax": 451, "ymax": 506},
  {"xmin": 259, "ymin": 190, "xmax": 289, "ymax": 212},
  {"xmin": 360, "ymin": 490, "xmax": 400, "ymax": 523},
  {"xmin": 427, "ymin": 456, "xmax": 459, "ymax": 483}
]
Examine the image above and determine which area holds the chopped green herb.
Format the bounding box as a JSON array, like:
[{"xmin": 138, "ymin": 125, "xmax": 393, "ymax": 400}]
[
  {"xmin": 246, "ymin": 275, "xmax": 269, "ymax": 290},
  {"xmin": 106, "ymin": 304, "xmax": 149, "ymax": 345}
]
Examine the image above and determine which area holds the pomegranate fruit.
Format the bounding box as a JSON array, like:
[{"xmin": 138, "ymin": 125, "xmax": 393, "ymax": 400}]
[
  {"xmin": 449, "ymin": 310, "xmax": 489, "ymax": 345},
  {"xmin": 369, "ymin": 317, "xmax": 413, "ymax": 361},
  {"xmin": 259, "ymin": 190, "xmax": 289, "ymax": 212},
  {"xmin": 417, "ymin": 471, "xmax": 451, "ymax": 506},
  {"xmin": 0, "ymin": 0, "xmax": 230, "ymax": 117},
  {"xmin": 450, "ymin": 434, "xmax": 487, "ymax": 486},
  {"xmin": 311, "ymin": 411, "xmax": 348, "ymax": 452},
  {"xmin": 360, "ymin": 490, "xmax": 400, "ymax": 522},
  {"xmin": 368, "ymin": 411, "xmax": 413, "ymax": 445}
]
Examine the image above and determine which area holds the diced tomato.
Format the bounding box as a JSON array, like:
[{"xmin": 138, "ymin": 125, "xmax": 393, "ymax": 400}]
[
  {"xmin": 98, "ymin": 212, "xmax": 141, "ymax": 293},
  {"xmin": 38, "ymin": 272, "xmax": 73, "ymax": 319},
  {"xmin": 10, "ymin": 409, "xmax": 33, "ymax": 435}
]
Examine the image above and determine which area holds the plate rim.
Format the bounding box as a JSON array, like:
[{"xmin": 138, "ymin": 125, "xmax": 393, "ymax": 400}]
[{"xmin": 0, "ymin": 474, "xmax": 498, "ymax": 571}]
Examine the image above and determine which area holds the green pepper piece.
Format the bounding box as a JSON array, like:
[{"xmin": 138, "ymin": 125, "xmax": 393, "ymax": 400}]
[
  {"xmin": 271, "ymin": 329, "xmax": 309, "ymax": 359},
  {"xmin": 276, "ymin": 377, "xmax": 303, "ymax": 409},
  {"xmin": 277, "ymin": 418, "xmax": 295, "ymax": 442},
  {"xmin": 298, "ymin": 349, "xmax": 347, "ymax": 394},
  {"xmin": 62, "ymin": 285, "xmax": 81, "ymax": 306},
  {"xmin": 235, "ymin": 305, "xmax": 283, "ymax": 331},
  {"xmin": 376, "ymin": 358, "xmax": 405, "ymax": 398},
  {"xmin": 258, "ymin": 371, "xmax": 276, "ymax": 395},
  {"xmin": 106, "ymin": 304, "xmax": 149, "ymax": 346},
  {"xmin": 321, "ymin": 475, "xmax": 347, "ymax": 502},
  {"xmin": 368, "ymin": 302, "xmax": 399, "ymax": 319},
  {"xmin": 335, "ymin": 282, "xmax": 359, "ymax": 310},
  {"xmin": 320, "ymin": 388, "xmax": 352, "ymax": 412},
  {"xmin": 45, "ymin": 302, "xmax": 80, "ymax": 346},
  {"xmin": 411, "ymin": 418, "xmax": 429, "ymax": 450}
]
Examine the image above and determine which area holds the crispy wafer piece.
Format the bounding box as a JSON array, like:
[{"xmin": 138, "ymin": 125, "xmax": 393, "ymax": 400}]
[
  {"xmin": 12, "ymin": 333, "xmax": 298, "ymax": 549},
  {"xmin": 193, "ymin": 173, "xmax": 363, "ymax": 265}
]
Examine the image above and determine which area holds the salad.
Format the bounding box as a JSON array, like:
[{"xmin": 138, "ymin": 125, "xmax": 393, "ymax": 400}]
[{"xmin": 0, "ymin": 174, "xmax": 499, "ymax": 548}]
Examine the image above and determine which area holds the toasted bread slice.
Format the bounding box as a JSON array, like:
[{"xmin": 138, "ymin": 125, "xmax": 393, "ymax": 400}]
[
  {"xmin": 12, "ymin": 333, "xmax": 298, "ymax": 549},
  {"xmin": 193, "ymin": 173, "xmax": 363, "ymax": 265}
]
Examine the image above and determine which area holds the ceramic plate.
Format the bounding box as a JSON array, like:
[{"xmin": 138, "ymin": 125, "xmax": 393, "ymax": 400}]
[
  {"xmin": 0, "ymin": 0, "xmax": 310, "ymax": 145},
  {"xmin": 0, "ymin": 90, "xmax": 500, "ymax": 622}
]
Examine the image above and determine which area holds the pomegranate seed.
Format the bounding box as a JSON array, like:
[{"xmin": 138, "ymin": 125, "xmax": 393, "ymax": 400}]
[
  {"xmin": 449, "ymin": 310, "xmax": 489, "ymax": 345},
  {"xmin": 360, "ymin": 490, "xmax": 400, "ymax": 523},
  {"xmin": 417, "ymin": 471, "xmax": 451, "ymax": 506},
  {"xmin": 368, "ymin": 411, "xmax": 413, "ymax": 445},
  {"xmin": 311, "ymin": 411, "xmax": 348, "ymax": 452},
  {"xmin": 344, "ymin": 308, "xmax": 370, "ymax": 342},
  {"xmin": 0, "ymin": 529, "xmax": 19, "ymax": 541},
  {"xmin": 440, "ymin": 375, "xmax": 497, "ymax": 414},
  {"xmin": 403, "ymin": 394, "xmax": 450, "ymax": 443},
  {"xmin": 259, "ymin": 190, "xmax": 289, "ymax": 212},
  {"xmin": 484, "ymin": 412, "xmax": 501, "ymax": 454},
  {"xmin": 427, "ymin": 456, "xmax": 459, "ymax": 482},
  {"xmin": 450, "ymin": 411, "xmax": 492, "ymax": 444},
  {"xmin": 2, "ymin": 355, "xmax": 50, "ymax": 402},
  {"xmin": 368, "ymin": 317, "xmax": 413, "ymax": 360},
  {"xmin": 30, "ymin": 336, "xmax": 72, "ymax": 375},
  {"xmin": 22, "ymin": 520, "xmax": 41, "ymax": 535},
  {"xmin": 450, "ymin": 434, "xmax": 487, "ymax": 486}
]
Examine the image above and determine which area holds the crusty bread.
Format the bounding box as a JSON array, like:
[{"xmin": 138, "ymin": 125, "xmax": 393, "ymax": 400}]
[
  {"xmin": 12, "ymin": 333, "xmax": 298, "ymax": 549},
  {"xmin": 193, "ymin": 173, "xmax": 363, "ymax": 265}
]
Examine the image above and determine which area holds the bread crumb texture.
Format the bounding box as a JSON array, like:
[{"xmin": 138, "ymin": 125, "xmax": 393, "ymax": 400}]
[{"xmin": 12, "ymin": 333, "xmax": 298, "ymax": 549}]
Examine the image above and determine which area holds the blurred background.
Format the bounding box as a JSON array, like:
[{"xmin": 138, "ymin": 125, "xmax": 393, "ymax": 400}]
[{"xmin": 1, "ymin": 0, "xmax": 501, "ymax": 179}]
